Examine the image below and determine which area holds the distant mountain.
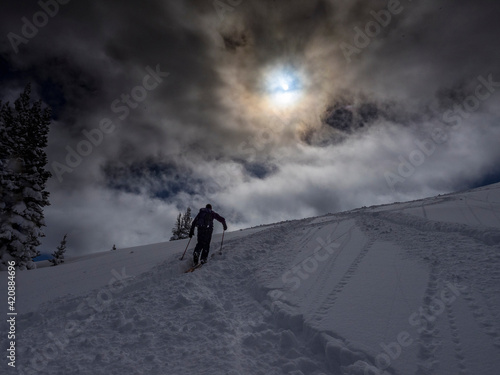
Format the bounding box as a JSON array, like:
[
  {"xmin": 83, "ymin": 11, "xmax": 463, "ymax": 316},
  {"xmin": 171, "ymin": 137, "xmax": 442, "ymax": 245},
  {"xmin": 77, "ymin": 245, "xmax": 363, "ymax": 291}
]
[{"xmin": 32, "ymin": 254, "xmax": 53, "ymax": 262}]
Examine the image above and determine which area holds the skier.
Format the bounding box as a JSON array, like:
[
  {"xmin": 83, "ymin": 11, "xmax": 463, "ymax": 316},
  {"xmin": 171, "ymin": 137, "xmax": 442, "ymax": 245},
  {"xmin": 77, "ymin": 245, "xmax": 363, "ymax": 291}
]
[{"xmin": 189, "ymin": 204, "xmax": 227, "ymax": 266}]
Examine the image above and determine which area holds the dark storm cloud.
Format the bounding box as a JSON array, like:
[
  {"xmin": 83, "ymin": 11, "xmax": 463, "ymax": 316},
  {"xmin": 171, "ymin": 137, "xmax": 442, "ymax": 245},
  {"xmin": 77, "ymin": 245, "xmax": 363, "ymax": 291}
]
[{"xmin": 1, "ymin": 0, "xmax": 499, "ymax": 254}]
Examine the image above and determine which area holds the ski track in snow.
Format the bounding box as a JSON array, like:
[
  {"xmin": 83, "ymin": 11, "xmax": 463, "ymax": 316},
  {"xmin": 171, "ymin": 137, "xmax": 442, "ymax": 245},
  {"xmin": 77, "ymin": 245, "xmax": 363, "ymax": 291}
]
[
  {"xmin": 311, "ymin": 234, "xmax": 376, "ymax": 324},
  {"xmin": 361, "ymin": 205, "xmax": 500, "ymax": 375},
  {"xmin": 420, "ymin": 201, "xmax": 428, "ymax": 220},
  {"xmin": 6, "ymin": 183, "xmax": 500, "ymax": 375},
  {"xmin": 414, "ymin": 263, "xmax": 441, "ymax": 375},
  {"xmin": 15, "ymin": 223, "xmax": 340, "ymax": 375},
  {"xmin": 292, "ymin": 219, "xmax": 354, "ymax": 314}
]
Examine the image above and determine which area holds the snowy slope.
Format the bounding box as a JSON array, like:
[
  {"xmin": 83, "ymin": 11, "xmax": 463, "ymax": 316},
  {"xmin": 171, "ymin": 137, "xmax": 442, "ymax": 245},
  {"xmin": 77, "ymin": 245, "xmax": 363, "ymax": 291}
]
[{"xmin": 2, "ymin": 183, "xmax": 500, "ymax": 375}]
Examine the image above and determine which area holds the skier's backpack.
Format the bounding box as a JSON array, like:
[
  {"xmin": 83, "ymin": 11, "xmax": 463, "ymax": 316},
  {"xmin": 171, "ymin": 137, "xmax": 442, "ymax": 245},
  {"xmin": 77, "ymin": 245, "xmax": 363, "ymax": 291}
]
[{"xmin": 197, "ymin": 209, "xmax": 212, "ymax": 228}]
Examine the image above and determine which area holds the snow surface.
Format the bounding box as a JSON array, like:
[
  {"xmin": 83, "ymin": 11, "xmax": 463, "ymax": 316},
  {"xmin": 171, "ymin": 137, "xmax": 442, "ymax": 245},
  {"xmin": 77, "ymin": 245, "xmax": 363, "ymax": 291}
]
[{"xmin": 2, "ymin": 183, "xmax": 500, "ymax": 375}]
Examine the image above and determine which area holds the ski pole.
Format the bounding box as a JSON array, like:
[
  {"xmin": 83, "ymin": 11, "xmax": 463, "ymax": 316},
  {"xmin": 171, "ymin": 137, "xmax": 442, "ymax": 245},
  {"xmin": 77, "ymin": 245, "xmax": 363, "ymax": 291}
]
[
  {"xmin": 218, "ymin": 230, "xmax": 225, "ymax": 255},
  {"xmin": 179, "ymin": 237, "xmax": 192, "ymax": 261}
]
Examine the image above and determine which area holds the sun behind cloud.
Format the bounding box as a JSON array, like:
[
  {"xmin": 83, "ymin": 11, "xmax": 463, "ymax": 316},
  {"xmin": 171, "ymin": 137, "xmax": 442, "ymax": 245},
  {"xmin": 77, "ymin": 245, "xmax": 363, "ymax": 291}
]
[{"xmin": 264, "ymin": 65, "xmax": 304, "ymax": 108}]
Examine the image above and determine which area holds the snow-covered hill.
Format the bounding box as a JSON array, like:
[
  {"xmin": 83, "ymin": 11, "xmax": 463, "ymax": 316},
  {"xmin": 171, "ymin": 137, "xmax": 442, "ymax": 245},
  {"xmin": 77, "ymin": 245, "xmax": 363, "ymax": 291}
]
[{"xmin": 2, "ymin": 183, "xmax": 500, "ymax": 375}]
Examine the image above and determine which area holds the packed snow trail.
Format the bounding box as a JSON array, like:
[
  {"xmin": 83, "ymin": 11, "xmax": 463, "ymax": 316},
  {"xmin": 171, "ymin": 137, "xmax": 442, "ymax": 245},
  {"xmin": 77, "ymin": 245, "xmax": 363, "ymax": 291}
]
[
  {"xmin": 15, "ymin": 222, "xmax": 342, "ymax": 375},
  {"xmin": 5, "ymin": 183, "xmax": 500, "ymax": 374}
]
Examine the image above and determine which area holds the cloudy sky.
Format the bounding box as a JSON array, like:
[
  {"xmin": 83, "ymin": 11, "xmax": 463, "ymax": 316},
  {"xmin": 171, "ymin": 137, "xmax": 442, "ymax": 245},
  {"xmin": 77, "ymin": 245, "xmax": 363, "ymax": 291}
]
[{"xmin": 1, "ymin": 0, "xmax": 500, "ymax": 255}]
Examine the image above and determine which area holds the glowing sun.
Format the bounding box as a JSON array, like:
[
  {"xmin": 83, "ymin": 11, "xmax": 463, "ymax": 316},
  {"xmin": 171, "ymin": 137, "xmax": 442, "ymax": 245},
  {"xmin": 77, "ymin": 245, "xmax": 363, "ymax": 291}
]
[{"xmin": 264, "ymin": 66, "xmax": 303, "ymax": 107}]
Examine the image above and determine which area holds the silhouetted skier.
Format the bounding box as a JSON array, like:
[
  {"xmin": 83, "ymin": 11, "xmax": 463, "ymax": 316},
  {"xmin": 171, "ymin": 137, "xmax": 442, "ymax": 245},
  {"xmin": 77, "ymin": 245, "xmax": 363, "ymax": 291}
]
[{"xmin": 189, "ymin": 204, "xmax": 227, "ymax": 266}]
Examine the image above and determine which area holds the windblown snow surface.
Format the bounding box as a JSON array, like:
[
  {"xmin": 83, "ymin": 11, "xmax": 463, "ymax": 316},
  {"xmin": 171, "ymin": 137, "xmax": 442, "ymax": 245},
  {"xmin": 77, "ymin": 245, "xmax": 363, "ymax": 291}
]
[{"xmin": 3, "ymin": 183, "xmax": 500, "ymax": 375}]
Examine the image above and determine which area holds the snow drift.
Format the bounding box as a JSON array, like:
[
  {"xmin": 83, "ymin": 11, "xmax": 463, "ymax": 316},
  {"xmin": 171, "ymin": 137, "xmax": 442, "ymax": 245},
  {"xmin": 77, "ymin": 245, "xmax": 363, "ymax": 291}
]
[{"xmin": 2, "ymin": 183, "xmax": 500, "ymax": 375}]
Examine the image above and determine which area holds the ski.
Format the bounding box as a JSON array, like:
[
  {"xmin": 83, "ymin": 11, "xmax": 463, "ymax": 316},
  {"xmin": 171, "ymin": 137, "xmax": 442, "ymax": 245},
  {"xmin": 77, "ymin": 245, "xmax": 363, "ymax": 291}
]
[{"xmin": 184, "ymin": 263, "xmax": 203, "ymax": 273}]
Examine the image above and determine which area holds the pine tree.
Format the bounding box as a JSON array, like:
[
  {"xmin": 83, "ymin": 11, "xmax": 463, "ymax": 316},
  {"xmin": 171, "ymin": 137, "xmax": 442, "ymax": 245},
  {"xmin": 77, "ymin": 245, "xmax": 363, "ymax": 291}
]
[
  {"xmin": 170, "ymin": 207, "xmax": 193, "ymax": 241},
  {"xmin": 50, "ymin": 234, "xmax": 67, "ymax": 266},
  {"xmin": 0, "ymin": 84, "xmax": 52, "ymax": 270},
  {"xmin": 180, "ymin": 207, "xmax": 192, "ymax": 238},
  {"xmin": 170, "ymin": 212, "xmax": 183, "ymax": 241}
]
